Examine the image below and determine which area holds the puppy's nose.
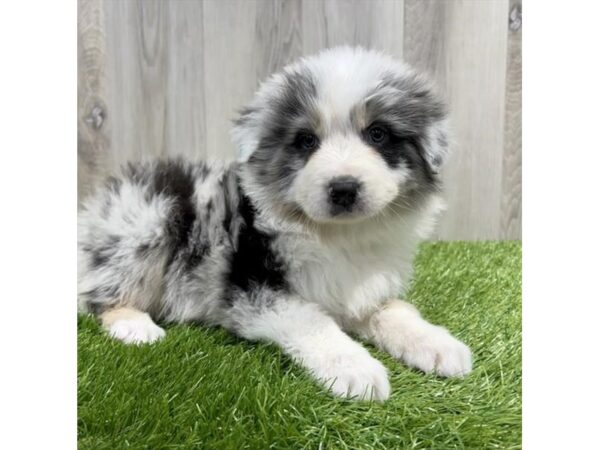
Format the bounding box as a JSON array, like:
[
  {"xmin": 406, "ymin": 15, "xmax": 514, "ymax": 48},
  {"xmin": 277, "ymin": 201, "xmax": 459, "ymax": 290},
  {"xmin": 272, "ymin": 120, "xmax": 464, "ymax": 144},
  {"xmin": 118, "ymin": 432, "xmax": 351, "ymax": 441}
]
[{"xmin": 328, "ymin": 176, "xmax": 361, "ymax": 209}]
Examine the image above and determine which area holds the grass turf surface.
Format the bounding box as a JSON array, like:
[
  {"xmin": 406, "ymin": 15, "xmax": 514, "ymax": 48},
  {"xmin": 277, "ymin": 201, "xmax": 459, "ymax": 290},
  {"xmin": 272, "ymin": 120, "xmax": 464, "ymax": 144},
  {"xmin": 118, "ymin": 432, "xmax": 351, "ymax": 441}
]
[{"xmin": 78, "ymin": 241, "xmax": 521, "ymax": 449}]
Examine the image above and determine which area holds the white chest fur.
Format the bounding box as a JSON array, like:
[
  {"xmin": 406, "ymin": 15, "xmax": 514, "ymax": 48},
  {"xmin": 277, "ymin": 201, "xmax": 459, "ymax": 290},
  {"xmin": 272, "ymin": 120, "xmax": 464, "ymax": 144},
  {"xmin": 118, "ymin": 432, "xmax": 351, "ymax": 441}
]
[
  {"xmin": 272, "ymin": 195, "xmax": 444, "ymax": 323},
  {"xmin": 284, "ymin": 234, "xmax": 411, "ymax": 321}
]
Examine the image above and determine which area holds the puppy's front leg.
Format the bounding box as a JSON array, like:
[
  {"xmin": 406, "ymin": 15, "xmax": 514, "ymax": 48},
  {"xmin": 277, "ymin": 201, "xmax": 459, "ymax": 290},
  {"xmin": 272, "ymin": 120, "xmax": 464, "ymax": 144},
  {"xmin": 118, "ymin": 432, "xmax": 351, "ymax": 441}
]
[
  {"xmin": 354, "ymin": 300, "xmax": 472, "ymax": 377},
  {"xmin": 227, "ymin": 292, "xmax": 390, "ymax": 401}
]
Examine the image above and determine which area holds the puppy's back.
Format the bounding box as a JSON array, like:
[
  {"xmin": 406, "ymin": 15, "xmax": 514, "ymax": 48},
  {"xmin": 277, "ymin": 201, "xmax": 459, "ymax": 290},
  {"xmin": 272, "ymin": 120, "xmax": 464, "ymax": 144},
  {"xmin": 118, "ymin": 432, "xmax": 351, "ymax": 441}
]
[{"xmin": 77, "ymin": 158, "xmax": 241, "ymax": 320}]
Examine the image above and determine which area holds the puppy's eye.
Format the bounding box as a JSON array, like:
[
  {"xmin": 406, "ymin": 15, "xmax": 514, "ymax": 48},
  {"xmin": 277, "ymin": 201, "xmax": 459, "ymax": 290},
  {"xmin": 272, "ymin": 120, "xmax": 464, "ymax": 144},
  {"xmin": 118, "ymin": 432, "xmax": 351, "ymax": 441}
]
[
  {"xmin": 296, "ymin": 132, "xmax": 319, "ymax": 151},
  {"xmin": 367, "ymin": 126, "xmax": 389, "ymax": 145}
]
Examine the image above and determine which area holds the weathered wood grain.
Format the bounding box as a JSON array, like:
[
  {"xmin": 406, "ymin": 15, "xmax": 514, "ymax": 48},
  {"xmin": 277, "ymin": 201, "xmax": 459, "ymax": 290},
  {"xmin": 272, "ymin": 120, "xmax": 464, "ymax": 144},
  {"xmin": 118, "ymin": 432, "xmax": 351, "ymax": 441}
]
[
  {"xmin": 103, "ymin": 0, "xmax": 167, "ymax": 167},
  {"xmin": 402, "ymin": 0, "xmax": 447, "ymax": 86},
  {"xmin": 302, "ymin": 0, "xmax": 404, "ymax": 57},
  {"xmin": 103, "ymin": 0, "xmax": 206, "ymax": 169},
  {"xmin": 164, "ymin": 1, "xmax": 207, "ymax": 160},
  {"xmin": 501, "ymin": 0, "xmax": 522, "ymax": 239},
  {"xmin": 78, "ymin": 0, "xmax": 110, "ymax": 205},
  {"xmin": 254, "ymin": 0, "xmax": 303, "ymax": 80},
  {"xmin": 203, "ymin": 0, "xmax": 303, "ymax": 159},
  {"xmin": 404, "ymin": 0, "xmax": 510, "ymax": 240},
  {"xmin": 202, "ymin": 0, "xmax": 258, "ymax": 158}
]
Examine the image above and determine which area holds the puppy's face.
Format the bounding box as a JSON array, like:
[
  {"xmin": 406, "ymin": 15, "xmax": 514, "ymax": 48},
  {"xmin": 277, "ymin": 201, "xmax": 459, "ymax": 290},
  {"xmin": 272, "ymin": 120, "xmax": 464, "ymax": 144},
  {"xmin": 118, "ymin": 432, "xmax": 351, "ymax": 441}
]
[{"xmin": 233, "ymin": 47, "xmax": 449, "ymax": 224}]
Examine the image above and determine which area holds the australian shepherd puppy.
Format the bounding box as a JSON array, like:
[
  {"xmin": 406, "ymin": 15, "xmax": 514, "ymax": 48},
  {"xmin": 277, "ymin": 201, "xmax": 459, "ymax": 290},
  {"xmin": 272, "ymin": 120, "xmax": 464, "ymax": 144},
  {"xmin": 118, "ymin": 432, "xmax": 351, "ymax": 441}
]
[{"xmin": 78, "ymin": 47, "xmax": 471, "ymax": 401}]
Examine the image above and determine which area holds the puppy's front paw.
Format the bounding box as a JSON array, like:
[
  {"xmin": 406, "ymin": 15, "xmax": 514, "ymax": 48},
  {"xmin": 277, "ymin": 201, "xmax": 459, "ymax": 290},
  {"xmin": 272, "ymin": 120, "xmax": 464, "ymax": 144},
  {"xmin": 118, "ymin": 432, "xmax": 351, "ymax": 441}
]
[
  {"xmin": 400, "ymin": 325, "xmax": 472, "ymax": 377},
  {"xmin": 312, "ymin": 350, "xmax": 391, "ymax": 401},
  {"xmin": 108, "ymin": 316, "xmax": 166, "ymax": 345}
]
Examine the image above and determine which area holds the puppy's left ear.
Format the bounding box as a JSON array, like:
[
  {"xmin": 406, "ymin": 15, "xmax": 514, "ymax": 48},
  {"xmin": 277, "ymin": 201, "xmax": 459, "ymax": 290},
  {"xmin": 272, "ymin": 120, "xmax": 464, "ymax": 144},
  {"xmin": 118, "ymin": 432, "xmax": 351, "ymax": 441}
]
[
  {"xmin": 422, "ymin": 119, "xmax": 450, "ymax": 174},
  {"xmin": 231, "ymin": 106, "xmax": 261, "ymax": 162}
]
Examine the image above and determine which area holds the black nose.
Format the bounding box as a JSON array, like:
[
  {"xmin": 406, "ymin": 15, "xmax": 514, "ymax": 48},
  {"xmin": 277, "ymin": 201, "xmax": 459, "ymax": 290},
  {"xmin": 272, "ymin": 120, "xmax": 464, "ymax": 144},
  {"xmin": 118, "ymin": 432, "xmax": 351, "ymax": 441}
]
[{"xmin": 328, "ymin": 176, "xmax": 361, "ymax": 210}]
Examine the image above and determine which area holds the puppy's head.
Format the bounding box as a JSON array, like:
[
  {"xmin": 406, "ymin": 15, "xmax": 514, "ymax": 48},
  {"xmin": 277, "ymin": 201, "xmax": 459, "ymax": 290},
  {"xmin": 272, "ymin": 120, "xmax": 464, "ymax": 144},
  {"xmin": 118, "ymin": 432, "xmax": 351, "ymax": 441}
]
[{"xmin": 233, "ymin": 47, "xmax": 448, "ymax": 224}]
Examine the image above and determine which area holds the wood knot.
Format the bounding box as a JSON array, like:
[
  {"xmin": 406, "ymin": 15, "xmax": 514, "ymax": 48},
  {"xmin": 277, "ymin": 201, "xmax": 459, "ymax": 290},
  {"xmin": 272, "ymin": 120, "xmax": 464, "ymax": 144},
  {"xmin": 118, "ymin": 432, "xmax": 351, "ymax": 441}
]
[
  {"xmin": 85, "ymin": 104, "xmax": 105, "ymax": 130},
  {"xmin": 509, "ymin": 4, "xmax": 522, "ymax": 32}
]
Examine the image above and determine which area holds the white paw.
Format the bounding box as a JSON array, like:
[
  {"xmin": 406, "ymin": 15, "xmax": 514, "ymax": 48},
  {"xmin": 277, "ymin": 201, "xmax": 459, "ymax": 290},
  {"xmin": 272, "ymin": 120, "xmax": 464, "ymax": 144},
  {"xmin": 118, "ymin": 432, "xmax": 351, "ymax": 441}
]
[
  {"xmin": 108, "ymin": 316, "xmax": 165, "ymax": 345},
  {"xmin": 312, "ymin": 350, "xmax": 391, "ymax": 401},
  {"xmin": 400, "ymin": 325, "xmax": 472, "ymax": 377}
]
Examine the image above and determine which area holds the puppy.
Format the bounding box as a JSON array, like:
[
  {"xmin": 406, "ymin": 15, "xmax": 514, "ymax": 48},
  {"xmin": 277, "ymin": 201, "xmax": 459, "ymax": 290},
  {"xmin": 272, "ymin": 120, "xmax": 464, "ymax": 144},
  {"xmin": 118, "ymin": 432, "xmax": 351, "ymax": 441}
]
[{"xmin": 78, "ymin": 47, "xmax": 471, "ymax": 401}]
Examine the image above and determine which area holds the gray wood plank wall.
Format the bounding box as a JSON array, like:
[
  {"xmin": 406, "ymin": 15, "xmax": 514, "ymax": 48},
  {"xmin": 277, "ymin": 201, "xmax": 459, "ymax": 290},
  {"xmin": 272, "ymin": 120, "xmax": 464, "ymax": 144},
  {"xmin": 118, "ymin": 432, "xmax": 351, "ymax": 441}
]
[{"xmin": 78, "ymin": 0, "xmax": 522, "ymax": 240}]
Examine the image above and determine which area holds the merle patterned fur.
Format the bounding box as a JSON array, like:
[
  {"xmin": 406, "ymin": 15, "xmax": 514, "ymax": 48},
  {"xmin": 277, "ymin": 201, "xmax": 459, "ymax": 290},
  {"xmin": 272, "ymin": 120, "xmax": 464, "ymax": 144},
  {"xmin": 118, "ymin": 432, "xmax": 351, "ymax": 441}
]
[{"xmin": 77, "ymin": 48, "xmax": 469, "ymax": 401}]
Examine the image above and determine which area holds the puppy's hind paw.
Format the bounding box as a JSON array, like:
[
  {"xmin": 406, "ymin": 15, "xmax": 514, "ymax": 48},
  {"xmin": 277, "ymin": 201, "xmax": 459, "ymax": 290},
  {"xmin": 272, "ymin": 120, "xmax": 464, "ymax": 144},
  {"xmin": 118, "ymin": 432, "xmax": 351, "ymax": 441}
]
[{"xmin": 108, "ymin": 314, "xmax": 165, "ymax": 345}]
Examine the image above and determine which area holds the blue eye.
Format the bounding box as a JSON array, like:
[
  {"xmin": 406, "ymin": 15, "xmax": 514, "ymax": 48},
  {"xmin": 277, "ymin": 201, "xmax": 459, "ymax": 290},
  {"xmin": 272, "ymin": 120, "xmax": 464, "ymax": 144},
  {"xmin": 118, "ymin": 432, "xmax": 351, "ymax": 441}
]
[
  {"xmin": 368, "ymin": 126, "xmax": 388, "ymax": 144},
  {"xmin": 297, "ymin": 132, "xmax": 318, "ymax": 150}
]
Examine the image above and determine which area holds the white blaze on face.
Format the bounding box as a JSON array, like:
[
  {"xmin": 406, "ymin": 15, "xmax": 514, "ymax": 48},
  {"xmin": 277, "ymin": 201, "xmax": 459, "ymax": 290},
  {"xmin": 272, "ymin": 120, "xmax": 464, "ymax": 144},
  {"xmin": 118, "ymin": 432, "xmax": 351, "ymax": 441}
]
[
  {"xmin": 304, "ymin": 47, "xmax": 404, "ymax": 127},
  {"xmin": 289, "ymin": 132, "xmax": 410, "ymax": 222}
]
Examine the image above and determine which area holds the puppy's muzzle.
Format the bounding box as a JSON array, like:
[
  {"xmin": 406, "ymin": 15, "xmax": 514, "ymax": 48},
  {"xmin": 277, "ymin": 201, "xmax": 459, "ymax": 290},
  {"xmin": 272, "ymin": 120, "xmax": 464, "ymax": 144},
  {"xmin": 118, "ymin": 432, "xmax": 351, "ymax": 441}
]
[{"xmin": 328, "ymin": 176, "xmax": 361, "ymax": 214}]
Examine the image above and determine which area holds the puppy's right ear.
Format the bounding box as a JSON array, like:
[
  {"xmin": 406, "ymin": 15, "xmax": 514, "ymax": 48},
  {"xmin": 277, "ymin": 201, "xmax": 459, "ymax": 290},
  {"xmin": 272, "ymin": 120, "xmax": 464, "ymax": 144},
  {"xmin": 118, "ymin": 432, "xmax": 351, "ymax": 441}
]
[{"xmin": 231, "ymin": 106, "xmax": 261, "ymax": 162}]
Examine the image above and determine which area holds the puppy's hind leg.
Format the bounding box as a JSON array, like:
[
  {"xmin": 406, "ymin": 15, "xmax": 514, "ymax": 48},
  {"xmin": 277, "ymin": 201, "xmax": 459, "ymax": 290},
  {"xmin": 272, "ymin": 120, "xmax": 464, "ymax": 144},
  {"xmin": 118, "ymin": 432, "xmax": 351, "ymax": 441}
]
[{"xmin": 100, "ymin": 307, "xmax": 166, "ymax": 345}]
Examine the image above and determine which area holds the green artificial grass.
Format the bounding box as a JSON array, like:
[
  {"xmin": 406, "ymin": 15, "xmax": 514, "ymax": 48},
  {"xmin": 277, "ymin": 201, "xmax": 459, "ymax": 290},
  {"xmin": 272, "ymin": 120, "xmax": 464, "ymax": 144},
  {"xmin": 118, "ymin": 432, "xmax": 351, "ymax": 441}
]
[{"xmin": 78, "ymin": 241, "xmax": 521, "ymax": 449}]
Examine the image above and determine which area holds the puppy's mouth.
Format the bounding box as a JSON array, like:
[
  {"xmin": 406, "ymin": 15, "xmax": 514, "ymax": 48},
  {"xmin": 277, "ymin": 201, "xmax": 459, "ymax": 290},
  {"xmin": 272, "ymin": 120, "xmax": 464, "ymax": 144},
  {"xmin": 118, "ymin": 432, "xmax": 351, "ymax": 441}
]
[
  {"xmin": 327, "ymin": 201, "xmax": 369, "ymax": 222},
  {"xmin": 287, "ymin": 177, "xmax": 392, "ymax": 225},
  {"xmin": 294, "ymin": 200, "xmax": 377, "ymax": 225}
]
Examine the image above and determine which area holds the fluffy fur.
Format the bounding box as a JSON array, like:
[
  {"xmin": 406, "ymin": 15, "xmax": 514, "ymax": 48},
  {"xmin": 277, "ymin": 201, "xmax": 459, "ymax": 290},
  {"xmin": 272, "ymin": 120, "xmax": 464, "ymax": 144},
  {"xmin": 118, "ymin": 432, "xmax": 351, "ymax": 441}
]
[{"xmin": 78, "ymin": 47, "xmax": 471, "ymax": 401}]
